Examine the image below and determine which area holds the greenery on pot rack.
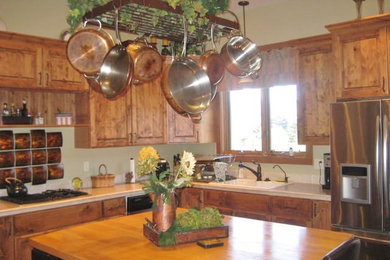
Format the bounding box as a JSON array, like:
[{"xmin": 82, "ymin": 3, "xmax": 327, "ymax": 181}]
[
  {"xmin": 66, "ymin": 0, "xmax": 230, "ymax": 33},
  {"xmin": 159, "ymin": 207, "xmax": 224, "ymax": 246},
  {"xmin": 136, "ymin": 146, "xmax": 196, "ymax": 206}
]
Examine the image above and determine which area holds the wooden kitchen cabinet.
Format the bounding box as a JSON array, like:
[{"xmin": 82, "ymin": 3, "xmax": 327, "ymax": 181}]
[
  {"xmin": 0, "ymin": 216, "xmax": 14, "ymax": 260},
  {"xmin": 179, "ymin": 188, "xmax": 330, "ymax": 229},
  {"xmin": 13, "ymin": 201, "xmax": 102, "ymax": 260},
  {"xmin": 102, "ymin": 197, "xmax": 126, "ymax": 218},
  {"xmin": 271, "ymin": 196, "xmax": 313, "ymax": 227},
  {"xmin": 167, "ymin": 104, "xmax": 199, "ymax": 143},
  {"xmin": 296, "ymin": 34, "xmax": 335, "ymax": 145},
  {"xmin": 176, "ymin": 187, "xmax": 204, "ymax": 209},
  {"xmin": 130, "ymin": 77, "xmax": 167, "ymax": 145},
  {"xmin": 0, "ymin": 31, "xmax": 88, "ymax": 92},
  {"xmin": 326, "ymin": 15, "xmax": 390, "ymax": 98},
  {"xmin": 312, "ymin": 200, "xmax": 331, "ymax": 230}
]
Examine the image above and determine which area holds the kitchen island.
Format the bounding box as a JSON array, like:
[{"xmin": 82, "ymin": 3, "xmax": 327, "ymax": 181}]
[{"xmin": 29, "ymin": 209, "xmax": 353, "ymax": 260}]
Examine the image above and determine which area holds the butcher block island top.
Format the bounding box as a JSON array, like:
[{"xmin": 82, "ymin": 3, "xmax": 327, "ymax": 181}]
[{"xmin": 29, "ymin": 209, "xmax": 352, "ymax": 260}]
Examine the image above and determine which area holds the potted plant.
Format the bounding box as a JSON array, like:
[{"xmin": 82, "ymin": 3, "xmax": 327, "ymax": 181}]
[{"xmin": 136, "ymin": 146, "xmax": 196, "ymax": 232}]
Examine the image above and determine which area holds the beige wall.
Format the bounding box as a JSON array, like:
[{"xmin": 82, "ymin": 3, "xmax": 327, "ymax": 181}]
[{"xmin": 0, "ymin": 0, "xmax": 387, "ymax": 191}]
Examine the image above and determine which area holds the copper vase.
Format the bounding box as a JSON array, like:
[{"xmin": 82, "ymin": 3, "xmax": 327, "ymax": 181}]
[{"xmin": 152, "ymin": 193, "xmax": 176, "ymax": 232}]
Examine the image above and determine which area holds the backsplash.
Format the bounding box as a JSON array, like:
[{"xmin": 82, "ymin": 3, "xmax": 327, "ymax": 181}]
[{"xmin": 0, "ymin": 129, "xmax": 63, "ymax": 189}]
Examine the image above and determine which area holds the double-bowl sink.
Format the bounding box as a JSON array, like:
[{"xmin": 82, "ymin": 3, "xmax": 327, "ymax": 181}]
[{"xmin": 212, "ymin": 178, "xmax": 291, "ymax": 190}]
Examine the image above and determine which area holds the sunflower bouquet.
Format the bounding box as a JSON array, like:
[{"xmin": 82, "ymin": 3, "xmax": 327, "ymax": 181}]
[{"xmin": 136, "ymin": 146, "xmax": 196, "ymax": 205}]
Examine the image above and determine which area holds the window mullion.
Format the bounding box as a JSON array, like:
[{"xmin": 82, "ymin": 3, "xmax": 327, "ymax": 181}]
[{"xmin": 261, "ymin": 88, "xmax": 270, "ymax": 154}]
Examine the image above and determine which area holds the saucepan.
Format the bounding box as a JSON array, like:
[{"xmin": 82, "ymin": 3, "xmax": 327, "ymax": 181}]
[
  {"xmin": 220, "ymin": 11, "xmax": 262, "ymax": 78},
  {"xmin": 66, "ymin": 19, "xmax": 114, "ymax": 76},
  {"xmin": 126, "ymin": 36, "xmax": 163, "ymax": 84},
  {"xmin": 161, "ymin": 17, "xmax": 212, "ymax": 122},
  {"xmin": 98, "ymin": 9, "xmax": 133, "ymax": 99},
  {"xmin": 199, "ymin": 23, "xmax": 225, "ymax": 88}
]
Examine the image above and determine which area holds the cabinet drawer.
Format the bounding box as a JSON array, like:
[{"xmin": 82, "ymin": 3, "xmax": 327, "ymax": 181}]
[
  {"xmin": 271, "ymin": 197, "xmax": 312, "ymax": 219},
  {"xmin": 14, "ymin": 201, "xmax": 102, "ymax": 236},
  {"xmin": 103, "ymin": 197, "xmax": 126, "ymax": 218}
]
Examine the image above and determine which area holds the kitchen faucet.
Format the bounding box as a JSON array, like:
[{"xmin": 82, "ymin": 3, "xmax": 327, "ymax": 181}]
[
  {"xmin": 273, "ymin": 164, "xmax": 288, "ymax": 183},
  {"xmin": 238, "ymin": 161, "xmax": 262, "ymax": 181}
]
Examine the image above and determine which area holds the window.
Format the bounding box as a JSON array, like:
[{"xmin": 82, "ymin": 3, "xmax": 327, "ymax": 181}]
[{"xmin": 226, "ymin": 85, "xmax": 310, "ymax": 164}]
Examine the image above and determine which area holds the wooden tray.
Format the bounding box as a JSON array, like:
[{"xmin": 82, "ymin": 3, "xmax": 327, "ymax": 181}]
[{"xmin": 143, "ymin": 223, "xmax": 229, "ymax": 247}]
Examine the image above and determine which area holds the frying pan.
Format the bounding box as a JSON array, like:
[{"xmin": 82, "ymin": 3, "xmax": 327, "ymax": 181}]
[
  {"xmin": 66, "ymin": 19, "xmax": 114, "ymax": 76},
  {"xmin": 98, "ymin": 9, "xmax": 133, "ymax": 99},
  {"xmin": 161, "ymin": 18, "xmax": 212, "ymax": 122}
]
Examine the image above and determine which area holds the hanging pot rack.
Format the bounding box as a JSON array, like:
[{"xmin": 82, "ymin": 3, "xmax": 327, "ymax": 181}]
[{"xmin": 83, "ymin": 0, "xmax": 239, "ymax": 44}]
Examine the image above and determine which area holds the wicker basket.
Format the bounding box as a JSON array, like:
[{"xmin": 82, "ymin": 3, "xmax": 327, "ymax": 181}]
[{"xmin": 91, "ymin": 164, "xmax": 115, "ymax": 188}]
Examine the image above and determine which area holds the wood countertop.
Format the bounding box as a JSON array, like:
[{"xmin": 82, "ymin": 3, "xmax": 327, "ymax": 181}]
[{"xmin": 29, "ymin": 209, "xmax": 353, "ymax": 260}]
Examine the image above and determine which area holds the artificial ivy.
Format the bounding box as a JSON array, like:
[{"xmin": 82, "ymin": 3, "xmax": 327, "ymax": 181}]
[{"xmin": 66, "ymin": 0, "xmax": 230, "ymax": 33}]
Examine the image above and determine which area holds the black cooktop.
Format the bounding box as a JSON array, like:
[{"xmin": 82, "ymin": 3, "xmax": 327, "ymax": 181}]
[{"xmin": 0, "ymin": 189, "xmax": 89, "ymax": 204}]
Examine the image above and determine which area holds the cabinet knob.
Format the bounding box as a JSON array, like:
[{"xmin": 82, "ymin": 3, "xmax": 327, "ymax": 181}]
[
  {"xmin": 382, "ymin": 77, "xmax": 386, "ymax": 93},
  {"xmin": 46, "ymin": 73, "xmax": 49, "ymax": 86},
  {"xmin": 38, "ymin": 72, "xmax": 42, "ymax": 85}
]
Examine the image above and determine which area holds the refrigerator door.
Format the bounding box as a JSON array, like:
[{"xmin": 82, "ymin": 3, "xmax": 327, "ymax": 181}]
[
  {"xmin": 382, "ymin": 100, "xmax": 390, "ymax": 231},
  {"xmin": 331, "ymin": 100, "xmax": 383, "ymax": 232}
]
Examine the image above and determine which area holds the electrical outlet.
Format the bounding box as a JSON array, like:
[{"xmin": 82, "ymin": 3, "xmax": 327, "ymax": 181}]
[
  {"xmin": 314, "ymin": 159, "xmax": 323, "ymax": 170},
  {"xmin": 83, "ymin": 161, "xmax": 90, "ymax": 172}
]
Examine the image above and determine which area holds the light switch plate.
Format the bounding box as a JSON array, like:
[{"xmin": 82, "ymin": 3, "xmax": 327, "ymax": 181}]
[{"xmin": 83, "ymin": 161, "xmax": 90, "ymax": 172}]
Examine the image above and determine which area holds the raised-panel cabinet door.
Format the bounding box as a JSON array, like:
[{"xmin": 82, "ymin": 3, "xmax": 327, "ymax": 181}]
[
  {"xmin": 327, "ymin": 18, "xmax": 390, "ymax": 98},
  {"xmin": 312, "ymin": 200, "xmax": 331, "ymax": 230},
  {"xmin": 177, "ymin": 188, "xmax": 204, "ymax": 209},
  {"xmin": 43, "ymin": 44, "xmax": 88, "ymax": 91},
  {"xmin": 167, "ymin": 104, "xmax": 198, "ymax": 143},
  {"xmin": 0, "ymin": 216, "xmax": 14, "ymax": 260},
  {"xmin": 0, "ymin": 36, "xmax": 42, "ymax": 88},
  {"xmin": 297, "ymin": 35, "xmax": 335, "ymax": 145},
  {"xmin": 130, "ymin": 77, "xmax": 166, "ymax": 145},
  {"xmin": 89, "ymin": 89, "xmax": 129, "ymax": 147}
]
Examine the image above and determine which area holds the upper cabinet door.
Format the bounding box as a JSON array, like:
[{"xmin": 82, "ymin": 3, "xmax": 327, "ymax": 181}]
[
  {"xmin": 167, "ymin": 103, "xmax": 199, "ymax": 143},
  {"xmin": 130, "ymin": 76, "xmax": 167, "ymax": 145},
  {"xmin": 297, "ymin": 34, "xmax": 335, "ymax": 145},
  {"xmin": 43, "ymin": 43, "xmax": 88, "ymax": 91},
  {"xmin": 327, "ymin": 16, "xmax": 390, "ymax": 98},
  {"xmin": 0, "ymin": 31, "xmax": 88, "ymax": 91},
  {"xmin": 0, "ymin": 36, "xmax": 42, "ymax": 88}
]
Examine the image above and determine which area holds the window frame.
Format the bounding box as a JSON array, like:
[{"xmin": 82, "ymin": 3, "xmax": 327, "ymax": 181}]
[{"xmin": 220, "ymin": 87, "xmax": 312, "ymax": 165}]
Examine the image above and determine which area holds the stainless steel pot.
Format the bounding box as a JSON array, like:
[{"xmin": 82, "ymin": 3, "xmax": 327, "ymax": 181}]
[
  {"xmin": 220, "ymin": 11, "xmax": 262, "ymax": 78},
  {"xmin": 161, "ymin": 18, "xmax": 211, "ymax": 122},
  {"xmin": 98, "ymin": 9, "xmax": 133, "ymax": 99}
]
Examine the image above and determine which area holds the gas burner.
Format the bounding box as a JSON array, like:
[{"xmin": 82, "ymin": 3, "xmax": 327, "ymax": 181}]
[{"xmin": 0, "ymin": 189, "xmax": 89, "ymax": 205}]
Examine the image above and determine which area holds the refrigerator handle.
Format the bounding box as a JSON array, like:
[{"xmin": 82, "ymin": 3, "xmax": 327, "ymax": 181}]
[{"xmin": 383, "ymin": 112, "xmax": 389, "ymax": 226}]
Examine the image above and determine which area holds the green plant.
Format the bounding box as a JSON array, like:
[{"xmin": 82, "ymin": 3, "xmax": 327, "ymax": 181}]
[
  {"xmin": 136, "ymin": 146, "xmax": 195, "ymax": 205},
  {"xmin": 66, "ymin": 0, "xmax": 230, "ymax": 33},
  {"xmin": 159, "ymin": 207, "xmax": 224, "ymax": 246}
]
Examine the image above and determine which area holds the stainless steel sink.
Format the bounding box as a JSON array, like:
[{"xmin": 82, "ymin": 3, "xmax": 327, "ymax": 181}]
[{"xmin": 213, "ymin": 178, "xmax": 290, "ymax": 189}]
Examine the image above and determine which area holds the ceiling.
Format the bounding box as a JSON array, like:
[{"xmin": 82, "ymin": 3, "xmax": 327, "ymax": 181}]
[{"xmin": 229, "ymin": 0, "xmax": 289, "ymax": 11}]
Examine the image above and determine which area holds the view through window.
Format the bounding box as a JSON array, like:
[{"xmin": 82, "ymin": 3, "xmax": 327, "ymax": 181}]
[{"xmin": 228, "ymin": 85, "xmax": 305, "ymax": 154}]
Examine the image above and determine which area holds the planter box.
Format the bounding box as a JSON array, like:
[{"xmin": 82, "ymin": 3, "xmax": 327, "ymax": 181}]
[{"xmin": 143, "ymin": 223, "xmax": 229, "ymax": 247}]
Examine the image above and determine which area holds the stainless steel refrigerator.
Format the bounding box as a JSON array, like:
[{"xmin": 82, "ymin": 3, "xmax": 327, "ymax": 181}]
[{"xmin": 330, "ymin": 99, "xmax": 390, "ymax": 233}]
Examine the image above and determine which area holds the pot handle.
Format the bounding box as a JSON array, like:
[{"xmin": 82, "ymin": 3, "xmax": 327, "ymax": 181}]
[
  {"xmin": 5, "ymin": 177, "xmax": 22, "ymax": 185},
  {"xmin": 181, "ymin": 16, "xmax": 188, "ymax": 57},
  {"xmin": 210, "ymin": 23, "xmax": 217, "ymax": 50},
  {"xmin": 82, "ymin": 19, "xmax": 102, "ymax": 31},
  {"xmin": 187, "ymin": 113, "xmax": 202, "ymax": 123},
  {"xmin": 221, "ymin": 10, "xmax": 242, "ymax": 37},
  {"xmin": 114, "ymin": 8, "xmax": 123, "ymax": 45}
]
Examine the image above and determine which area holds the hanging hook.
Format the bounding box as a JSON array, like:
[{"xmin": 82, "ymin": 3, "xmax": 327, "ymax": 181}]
[{"xmin": 238, "ymin": 1, "xmax": 249, "ymax": 37}]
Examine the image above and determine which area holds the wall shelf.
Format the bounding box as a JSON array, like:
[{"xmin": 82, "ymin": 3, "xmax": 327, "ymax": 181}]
[{"xmin": 83, "ymin": 0, "xmax": 239, "ymax": 44}]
